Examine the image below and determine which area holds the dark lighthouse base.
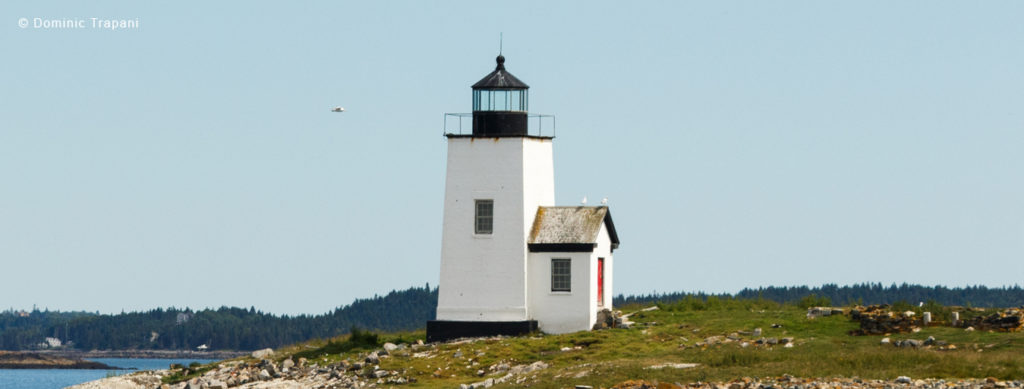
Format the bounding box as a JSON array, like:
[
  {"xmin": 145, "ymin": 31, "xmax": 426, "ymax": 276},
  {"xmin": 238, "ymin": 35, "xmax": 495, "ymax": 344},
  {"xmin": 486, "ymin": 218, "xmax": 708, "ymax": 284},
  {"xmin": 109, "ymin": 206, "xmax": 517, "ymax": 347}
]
[{"xmin": 426, "ymin": 320, "xmax": 538, "ymax": 343}]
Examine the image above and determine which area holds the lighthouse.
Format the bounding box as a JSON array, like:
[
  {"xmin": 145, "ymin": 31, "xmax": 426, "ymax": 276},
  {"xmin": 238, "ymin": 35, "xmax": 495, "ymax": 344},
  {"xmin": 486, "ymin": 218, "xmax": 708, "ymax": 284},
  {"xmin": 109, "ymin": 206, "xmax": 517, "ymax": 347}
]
[{"xmin": 427, "ymin": 55, "xmax": 620, "ymax": 342}]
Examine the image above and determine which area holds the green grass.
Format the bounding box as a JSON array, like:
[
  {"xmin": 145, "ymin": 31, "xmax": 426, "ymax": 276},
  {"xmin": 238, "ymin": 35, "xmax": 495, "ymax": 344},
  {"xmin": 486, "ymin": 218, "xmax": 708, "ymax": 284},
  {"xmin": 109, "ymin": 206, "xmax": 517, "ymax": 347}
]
[{"xmin": 172, "ymin": 303, "xmax": 1024, "ymax": 388}]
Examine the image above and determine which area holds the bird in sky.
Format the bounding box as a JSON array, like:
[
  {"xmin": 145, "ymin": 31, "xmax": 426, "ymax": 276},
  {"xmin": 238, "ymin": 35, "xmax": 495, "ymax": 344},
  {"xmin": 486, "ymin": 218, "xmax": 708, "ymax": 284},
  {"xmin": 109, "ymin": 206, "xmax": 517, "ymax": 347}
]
[
  {"xmin": 581, "ymin": 196, "xmax": 588, "ymax": 205},
  {"xmin": 601, "ymin": 197, "xmax": 608, "ymax": 205},
  {"xmin": 331, "ymin": 106, "xmax": 345, "ymax": 112}
]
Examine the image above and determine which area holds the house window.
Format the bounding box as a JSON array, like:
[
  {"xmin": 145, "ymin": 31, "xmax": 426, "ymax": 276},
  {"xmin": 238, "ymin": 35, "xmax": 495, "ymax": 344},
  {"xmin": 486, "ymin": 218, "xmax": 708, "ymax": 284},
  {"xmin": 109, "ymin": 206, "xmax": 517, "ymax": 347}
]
[
  {"xmin": 475, "ymin": 199, "xmax": 493, "ymax": 234},
  {"xmin": 551, "ymin": 258, "xmax": 571, "ymax": 292}
]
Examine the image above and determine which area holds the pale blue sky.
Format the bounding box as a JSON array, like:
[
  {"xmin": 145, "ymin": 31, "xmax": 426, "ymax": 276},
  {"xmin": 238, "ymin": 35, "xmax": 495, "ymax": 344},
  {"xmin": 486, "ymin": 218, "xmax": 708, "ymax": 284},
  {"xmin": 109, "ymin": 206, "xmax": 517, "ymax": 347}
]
[{"xmin": 2, "ymin": 1, "xmax": 1022, "ymax": 315}]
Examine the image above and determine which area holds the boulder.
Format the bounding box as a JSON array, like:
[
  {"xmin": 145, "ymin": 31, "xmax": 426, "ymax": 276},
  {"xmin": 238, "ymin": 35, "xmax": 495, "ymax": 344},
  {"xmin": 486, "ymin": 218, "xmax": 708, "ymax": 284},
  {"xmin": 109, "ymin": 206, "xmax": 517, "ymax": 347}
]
[
  {"xmin": 365, "ymin": 352, "xmax": 380, "ymax": 364},
  {"xmin": 470, "ymin": 378, "xmax": 495, "ymax": 388},
  {"xmin": 383, "ymin": 342, "xmax": 399, "ymax": 352},
  {"xmin": 262, "ymin": 360, "xmax": 279, "ymax": 376},
  {"xmin": 900, "ymin": 339, "xmax": 923, "ymax": 348},
  {"xmin": 251, "ymin": 348, "xmax": 274, "ymax": 359}
]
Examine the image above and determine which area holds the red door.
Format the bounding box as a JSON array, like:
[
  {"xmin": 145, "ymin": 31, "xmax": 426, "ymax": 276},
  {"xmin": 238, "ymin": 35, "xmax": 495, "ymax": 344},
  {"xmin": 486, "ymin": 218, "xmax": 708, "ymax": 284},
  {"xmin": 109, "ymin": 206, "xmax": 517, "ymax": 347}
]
[{"xmin": 597, "ymin": 258, "xmax": 605, "ymax": 306}]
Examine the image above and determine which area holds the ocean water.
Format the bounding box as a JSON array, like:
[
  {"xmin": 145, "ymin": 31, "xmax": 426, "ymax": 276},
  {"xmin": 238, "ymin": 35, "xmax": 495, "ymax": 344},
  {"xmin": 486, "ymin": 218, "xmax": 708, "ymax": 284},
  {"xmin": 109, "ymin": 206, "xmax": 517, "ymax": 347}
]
[{"xmin": 0, "ymin": 358, "xmax": 216, "ymax": 389}]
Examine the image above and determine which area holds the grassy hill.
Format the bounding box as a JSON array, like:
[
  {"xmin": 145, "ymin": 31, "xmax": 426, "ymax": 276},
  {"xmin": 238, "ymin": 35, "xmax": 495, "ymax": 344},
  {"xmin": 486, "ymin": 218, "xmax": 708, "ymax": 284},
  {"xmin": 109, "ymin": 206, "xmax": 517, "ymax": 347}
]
[{"xmin": 168, "ymin": 299, "xmax": 1024, "ymax": 388}]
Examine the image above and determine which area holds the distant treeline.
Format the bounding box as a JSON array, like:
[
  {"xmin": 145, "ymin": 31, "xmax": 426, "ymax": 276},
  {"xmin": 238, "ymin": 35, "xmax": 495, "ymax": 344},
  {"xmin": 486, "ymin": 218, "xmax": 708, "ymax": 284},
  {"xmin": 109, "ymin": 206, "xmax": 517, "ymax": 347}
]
[
  {"xmin": 3, "ymin": 283, "xmax": 1023, "ymax": 351},
  {"xmin": 615, "ymin": 283, "xmax": 1024, "ymax": 308},
  {"xmin": 0, "ymin": 284, "xmax": 437, "ymax": 351}
]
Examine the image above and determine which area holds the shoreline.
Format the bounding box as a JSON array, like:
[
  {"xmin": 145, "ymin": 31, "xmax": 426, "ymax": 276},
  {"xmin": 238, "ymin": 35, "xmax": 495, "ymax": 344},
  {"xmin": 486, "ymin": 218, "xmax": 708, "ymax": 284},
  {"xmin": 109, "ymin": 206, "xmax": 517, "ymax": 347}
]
[
  {"xmin": 0, "ymin": 351, "xmax": 124, "ymax": 370},
  {"xmin": 34, "ymin": 349, "xmax": 247, "ymax": 360}
]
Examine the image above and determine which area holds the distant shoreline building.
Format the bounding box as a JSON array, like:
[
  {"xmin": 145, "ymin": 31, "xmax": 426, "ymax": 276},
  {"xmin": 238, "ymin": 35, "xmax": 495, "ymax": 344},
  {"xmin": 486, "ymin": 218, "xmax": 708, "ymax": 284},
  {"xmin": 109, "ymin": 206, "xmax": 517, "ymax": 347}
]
[{"xmin": 427, "ymin": 55, "xmax": 620, "ymax": 342}]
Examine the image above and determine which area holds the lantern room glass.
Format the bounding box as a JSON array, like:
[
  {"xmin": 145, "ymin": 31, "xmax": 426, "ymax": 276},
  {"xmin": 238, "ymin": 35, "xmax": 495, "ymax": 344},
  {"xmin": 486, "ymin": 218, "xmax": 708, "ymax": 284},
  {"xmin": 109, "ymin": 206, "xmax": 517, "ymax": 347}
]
[{"xmin": 473, "ymin": 89, "xmax": 527, "ymax": 112}]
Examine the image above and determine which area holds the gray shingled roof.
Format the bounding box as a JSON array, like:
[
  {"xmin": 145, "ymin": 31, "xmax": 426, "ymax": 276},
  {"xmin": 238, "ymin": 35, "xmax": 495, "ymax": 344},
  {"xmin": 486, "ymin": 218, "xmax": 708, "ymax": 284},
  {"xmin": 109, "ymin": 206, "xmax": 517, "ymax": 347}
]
[{"xmin": 528, "ymin": 206, "xmax": 620, "ymax": 252}]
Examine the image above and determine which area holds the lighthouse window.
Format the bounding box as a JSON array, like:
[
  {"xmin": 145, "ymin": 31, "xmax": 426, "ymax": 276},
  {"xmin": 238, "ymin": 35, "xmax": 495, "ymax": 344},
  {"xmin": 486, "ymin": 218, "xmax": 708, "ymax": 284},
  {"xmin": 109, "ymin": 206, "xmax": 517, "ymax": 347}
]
[
  {"xmin": 472, "ymin": 89, "xmax": 527, "ymax": 112},
  {"xmin": 475, "ymin": 199, "xmax": 493, "ymax": 234},
  {"xmin": 551, "ymin": 258, "xmax": 571, "ymax": 292}
]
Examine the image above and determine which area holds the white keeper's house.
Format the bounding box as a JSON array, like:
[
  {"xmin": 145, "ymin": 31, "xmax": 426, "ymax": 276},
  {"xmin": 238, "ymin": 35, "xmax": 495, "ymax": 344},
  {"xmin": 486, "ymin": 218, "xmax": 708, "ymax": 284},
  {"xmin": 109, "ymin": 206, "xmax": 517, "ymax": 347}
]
[{"xmin": 427, "ymin": 55, "xmax": 621, "ymax": 342}]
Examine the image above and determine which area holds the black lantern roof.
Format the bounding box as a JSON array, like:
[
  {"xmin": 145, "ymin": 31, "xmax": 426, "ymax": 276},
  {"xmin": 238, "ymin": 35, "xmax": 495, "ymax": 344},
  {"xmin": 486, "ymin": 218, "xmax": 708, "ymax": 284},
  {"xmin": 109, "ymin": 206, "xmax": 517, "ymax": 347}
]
[{"xmin": 471, "ymin": 55, "xmax": 529, "ymax": 90}]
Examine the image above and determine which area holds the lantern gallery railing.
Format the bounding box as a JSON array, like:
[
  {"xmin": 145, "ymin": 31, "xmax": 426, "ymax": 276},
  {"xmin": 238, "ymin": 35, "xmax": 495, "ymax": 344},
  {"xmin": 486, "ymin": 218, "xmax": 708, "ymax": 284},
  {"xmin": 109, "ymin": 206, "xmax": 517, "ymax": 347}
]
[{"xmin": 443, "ymin": 113, "xmax": 556, "ymax": 138}]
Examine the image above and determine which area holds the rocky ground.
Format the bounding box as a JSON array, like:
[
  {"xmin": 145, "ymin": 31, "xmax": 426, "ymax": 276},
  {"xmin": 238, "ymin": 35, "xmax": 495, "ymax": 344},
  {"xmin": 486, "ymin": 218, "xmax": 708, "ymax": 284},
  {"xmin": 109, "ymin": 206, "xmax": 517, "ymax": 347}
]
[
  {"xmin": 69, "ymin": 340, "xmax": 551, "ymax": 389},
  {"xmin": 67, "ymin": 339, "xmax": 1024, "ymax": 389},
  {"xmin": 611, "ymin": 376, "xmax": 1024, "ymax": 389},
  {"xmin": 71, "ymin": 366, "xmax": 1024, "ymax": 389}
]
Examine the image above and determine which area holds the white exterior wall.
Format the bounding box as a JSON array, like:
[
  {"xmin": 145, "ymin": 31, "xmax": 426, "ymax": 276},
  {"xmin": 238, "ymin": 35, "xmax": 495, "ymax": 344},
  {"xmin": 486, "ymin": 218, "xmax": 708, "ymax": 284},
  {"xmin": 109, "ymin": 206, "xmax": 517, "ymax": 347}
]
[
  {"xmin": 436, "ymin": 137, "xmax": 554, "ymax": 321},
  {"xmin": 592, "ymin": 224, "xmax": 614, "ymax": 317},
  {"xmin": 528, "ymin": 225, "xmax": 614, "ymax": 334},
  {"xmin": 527, "ymin": 251, "xmax": 592, "ymax": 334}
]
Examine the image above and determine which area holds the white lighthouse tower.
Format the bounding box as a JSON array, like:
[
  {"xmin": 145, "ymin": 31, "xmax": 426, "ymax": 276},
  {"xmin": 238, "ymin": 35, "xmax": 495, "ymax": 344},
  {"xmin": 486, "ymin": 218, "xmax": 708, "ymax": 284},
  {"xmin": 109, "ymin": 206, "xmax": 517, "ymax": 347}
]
[{"xmin": 428, "ymin": 55, "xmax": 620, "ymax": 342}]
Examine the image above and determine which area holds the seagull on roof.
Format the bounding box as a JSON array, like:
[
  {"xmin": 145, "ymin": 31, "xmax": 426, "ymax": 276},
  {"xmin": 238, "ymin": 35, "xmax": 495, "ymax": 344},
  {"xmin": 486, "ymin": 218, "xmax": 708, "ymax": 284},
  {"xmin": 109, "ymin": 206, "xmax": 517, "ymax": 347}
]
[{"xmin": 331, "ymin": 106, "xmax": 345, "ymax": 112}]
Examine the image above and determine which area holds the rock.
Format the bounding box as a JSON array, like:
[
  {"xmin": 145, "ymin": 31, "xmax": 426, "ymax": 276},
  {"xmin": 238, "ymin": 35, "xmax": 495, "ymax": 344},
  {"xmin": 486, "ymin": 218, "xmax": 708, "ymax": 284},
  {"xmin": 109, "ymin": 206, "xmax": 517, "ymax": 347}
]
[
  {"xmin": 966, "ymin": 326, "xmax": 976, "ymax": 332},
  {"xmin": 470, "ymin": 378, "xmax": 495, "ymax": 388},
  {"xmin": 373, "ymin": 369, "xmax": 389, "ymax": 378},
  {"xmin": 258, "ymin": 369, "xmax": 271, "ymax": 380},
  {"xmin": 508, "ymin": 360, "xmax": 549, "ymax": 375},
  {"xmin": 490, "ymin": 362, "xmax": 510, "ymax": 372},
  {"xmin": 753, "ymin": 328, "xmax": 762, "ymax": 336},
  {"xmin": 781, "ymin": 337, "xmax": 794, "ymax": 345},
  {"xmin": 952, "ymin": 312, "xmax": 960, "ymax": 326},
  {"xmin": 477, "ymin": 369, "xmax": 486, "ymax": 376},
  {"xmin": 766, "ymin": 337, "xmax": 778, "ymax": 345},
  {"xmin": 784, "ymin": 343, "xmax": 794, "ymax": 348},
  {"xmin": 263, "ymin": 360, "xmax": 279, "ymax": 377},
  {"xmin": 900, "ymin": 339, "xmax": 923, "ymax": 348},
  {"xmin": 896, "ymin": 376, "xmax": 912, "ymax": 384},
  {"xmin": 923, "ymin": 312, "xmax": 932, "ymax": 325},
  {"xmin": 881, "ymin": 337, "xmax": 891, "ymax": 345},
  {"xmin": 383, "ymin": 342, "xmax": 399, "ymax": 352},
  {"xmin": 594, "ymin": 308, "xmax": 615, "ymax": 330},
  {"xmin": 925, "ymin": 336, "xmax": 936, "ymax": 346},
  {"xmin": 281, "ymin": 358, "xmax": 295, "ymax": 371},
  {"xmin": 365, "ymin": 352, "xmax": 380, "ymax": 364},
  {"xmin": 453, "ymin": 350, "xmax": 464, "ymax": 358},
  {"xmin": 251, "ymin": 348, "xmax": 274, "ymax": 359},
  {"xmin": 207, "ymin": 380, "xmax": 227, "ymax": 389}
]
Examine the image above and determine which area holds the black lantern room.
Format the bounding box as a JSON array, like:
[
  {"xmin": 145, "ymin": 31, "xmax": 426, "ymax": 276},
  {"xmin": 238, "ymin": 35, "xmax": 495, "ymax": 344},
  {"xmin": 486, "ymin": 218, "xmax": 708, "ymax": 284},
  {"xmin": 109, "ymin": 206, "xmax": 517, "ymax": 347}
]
[{"xmin": 471, "ymin": 55, "xmax": 529, "ymax": 136}]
